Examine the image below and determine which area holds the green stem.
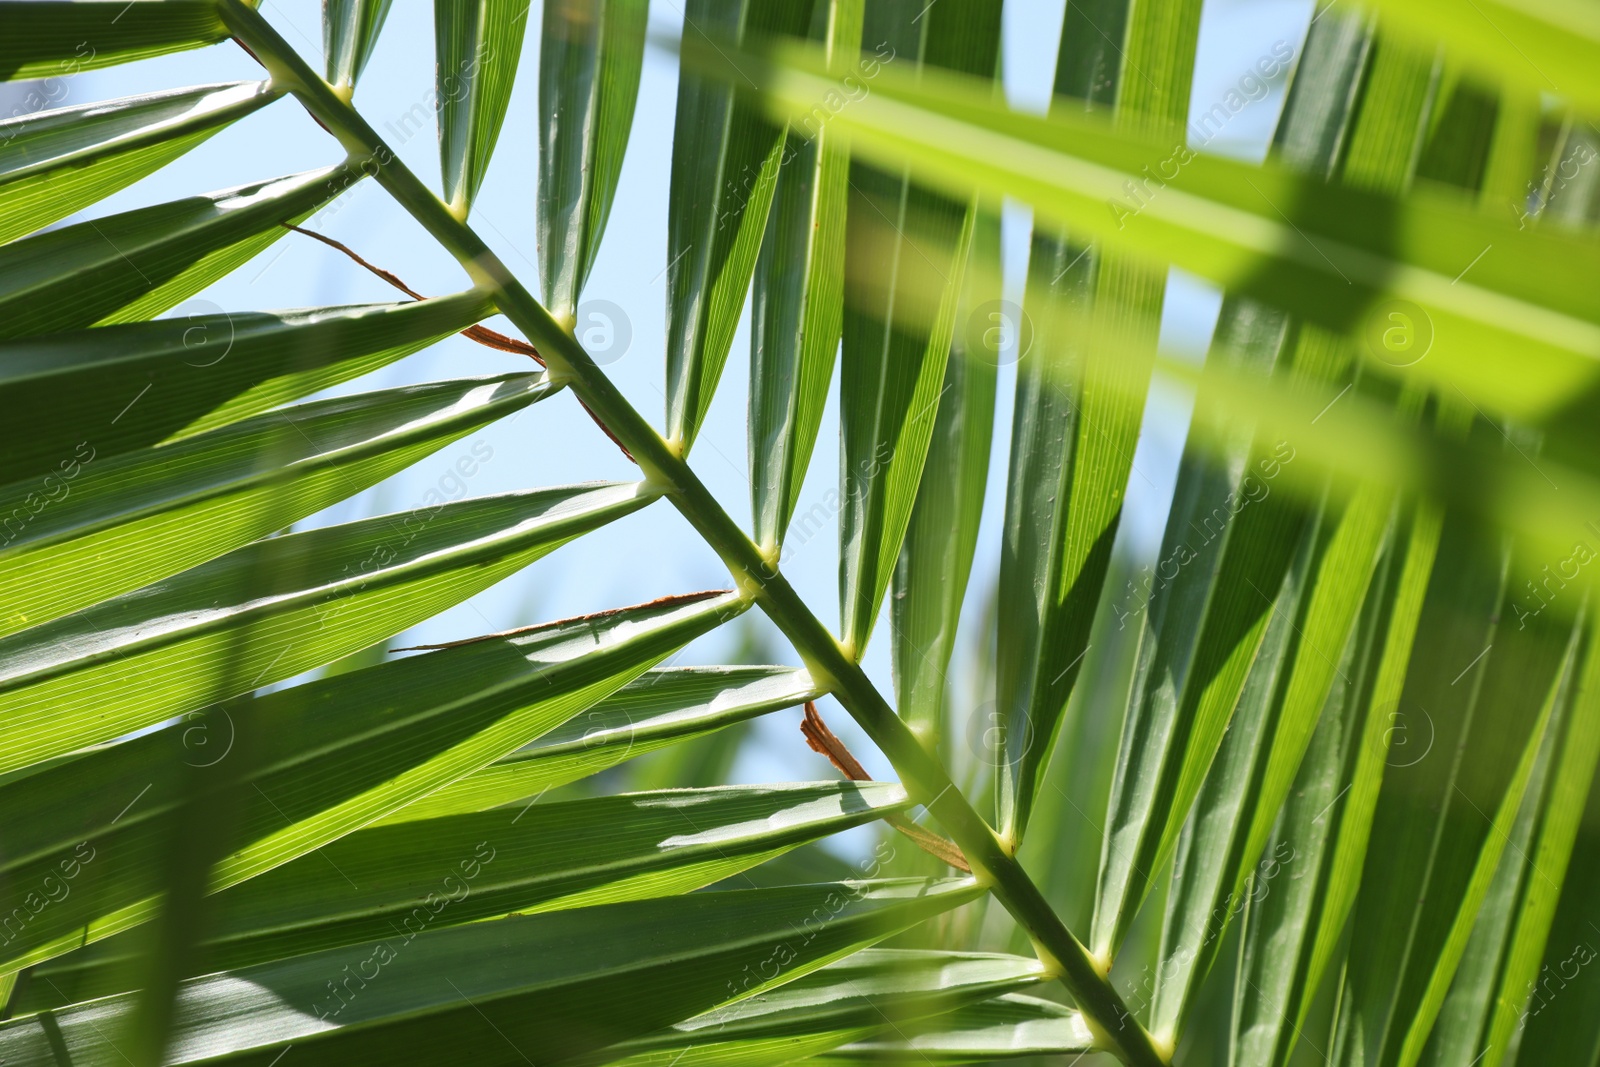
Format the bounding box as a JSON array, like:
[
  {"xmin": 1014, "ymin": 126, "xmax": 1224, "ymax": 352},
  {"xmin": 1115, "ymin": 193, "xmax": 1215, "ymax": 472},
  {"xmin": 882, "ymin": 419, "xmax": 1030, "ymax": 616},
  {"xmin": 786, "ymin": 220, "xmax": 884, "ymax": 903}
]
[{"xmin": 219, "ymin": 5, "xmax": 1165, "ymax": 1063}]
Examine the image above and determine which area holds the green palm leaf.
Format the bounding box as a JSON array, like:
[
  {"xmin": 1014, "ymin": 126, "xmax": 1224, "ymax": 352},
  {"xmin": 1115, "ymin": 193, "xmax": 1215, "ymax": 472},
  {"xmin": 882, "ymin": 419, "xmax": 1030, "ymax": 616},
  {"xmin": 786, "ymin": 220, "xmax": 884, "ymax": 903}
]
[
  {"xmin": 747, "ymin": 0, "xmax": 860, "ymax": 554},
  {"xmin": 722, "ymin": 39, "xmax": 1600, "ymax": 426},
  {"xmin": 1510, "ymin": 701, "xmax": 1600, "ymax": 1067},
  {"xmin": 435, "ymin": 0, "xmax": 532, "ymax": 216},
  {"xmin": 587, "ymin": 949, "xmax": 1049, "ymax": 1067},
  {"xmin": 890, "ymin": 208, "xmax": 998, "ymax": 742},
  {"xmin": 324, "ymin": 0, "xmax": 395, "ymax": 90},
  {"xmin": 0, "ymin": 81, "xmax": 281, "ymax": 246},
  {"xmin": 0, "ymin": 1, "xmax": 235, "ymax": 82},
  {"xmin": 19, "ymin": 781, "xmax": 907, "ymax": 1009},
  {"xmin": 836, "ymin": 0, "xmax": 999, "ymax": 656},
  {"xmin": 0, "ymin": 591, "xmax": 743, "ymax": 974},
  {"xmin": 662, "ymin": 0, "xmax": 814, "ymax": 451},
  {"xmin": 815, "ymin": 992, "xmax": 1094, "ymax": 1062},
  {"xmin": 536, "ymin": 0, "xmax": 649, "ymax": 317},
  {"xmin": 6, "ymin": 1, "xmax": 1595, "ymax": 1062},
  {"xmin": 0, "ymin": 293, "xmax": 495, "ymax": 480},
  {"xmin": 0, "ymin": 880, "xmax": 982, "ymax": 1065},
  {"xmin": 1420, "ymin": 618, "xmax": 1586, "ymax": 1067},
  {"xmin": 998, "ymin": 0, "xmax": 1204, "ymax": 844},
  {"xmin": 0, "ymin": 482, "xmax": 652, "ymax": 775},
  {"xmin": 1145, "ymin": 20, "xmax": 1427, "ymax": 1029},
  {"xmin": 1467, "ymin": 623, "xmax": 1600, "ymax": 1066},
  {"xmin": 1332, "ymin": 527, "xmax": 1573, "ymax": 1067},
  {"xmin": 0, "ymin": 371, "xmax": 555, "ymax": 636},
  {"xmin": 0, "ymin": 166, "xmax": 358, "ymax": 340},
  {"xmin": 380, "ymin": 665, "xmax": 820, "ymax": 823},
  {"xmin": 1363, "ymin": 0, "xmax": 1600, "ymax": 116}
]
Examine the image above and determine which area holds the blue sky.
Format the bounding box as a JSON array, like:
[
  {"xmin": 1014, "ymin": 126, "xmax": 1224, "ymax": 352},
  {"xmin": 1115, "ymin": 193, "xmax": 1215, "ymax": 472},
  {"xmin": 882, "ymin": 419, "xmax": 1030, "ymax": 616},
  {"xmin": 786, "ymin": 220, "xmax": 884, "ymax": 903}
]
[{"xmin": 40, "ymin": 0, "xmax": 1313, "ymax": 785}]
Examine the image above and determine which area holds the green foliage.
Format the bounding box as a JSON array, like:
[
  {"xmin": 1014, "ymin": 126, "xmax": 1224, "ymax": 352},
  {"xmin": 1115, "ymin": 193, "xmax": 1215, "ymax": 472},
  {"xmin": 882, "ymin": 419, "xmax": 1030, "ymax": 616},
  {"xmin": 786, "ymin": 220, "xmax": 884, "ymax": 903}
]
[{"xmin": 1, "ymin": 1, "xmax": 1596, "ymax": 1065}]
